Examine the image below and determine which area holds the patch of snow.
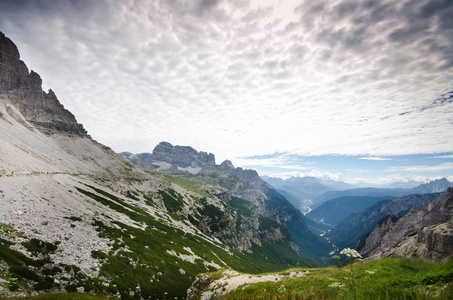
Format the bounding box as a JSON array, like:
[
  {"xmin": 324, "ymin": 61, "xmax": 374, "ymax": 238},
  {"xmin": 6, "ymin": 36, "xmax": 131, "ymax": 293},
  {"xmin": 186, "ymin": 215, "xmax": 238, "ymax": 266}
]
[
  {"xmin": 177, "ymin": 166, "xmax": 201, "ymax": 174},
  {"xmin": 151, "ymin": 161, "xmax": 173, "ymax": 171}
]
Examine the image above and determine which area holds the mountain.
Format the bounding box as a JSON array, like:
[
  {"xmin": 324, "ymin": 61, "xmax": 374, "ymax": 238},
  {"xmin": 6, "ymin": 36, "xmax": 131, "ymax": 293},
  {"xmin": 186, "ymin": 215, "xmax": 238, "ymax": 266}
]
[
  {"xmin": 324, "ymin": 193, "xmax": 442, "ymax": 251},
  {"xmin": 410, "ymin": 178, "xmax": 453, "ymax": 194},
  {"xmin": 306, "ymin": 195, "xmax": 394, "ymax": 228},
  {"xmin": 312, "ymin": 188, "xmax": 411, "ymax": 208},
  {"xmin": 313, "ymin": 179, "xmax": 453, "ymax": 209},
  {"xmin": 121, "ymin": 146, "xmax": 332, "ymax": 263},
  {"xmin": 121, "ymin": 142, "xmax": 216, "ymax": 174},
  {"xmin": 358, "ymin": 188, "xmax": 453, "ymax": 262},
  {"xmin": 261, "ymin": 176, "xmax": 352, "ymax": 212},
  {"xmin": 0, "ymin": 31, "xmax": 321, "ymax": 299}
]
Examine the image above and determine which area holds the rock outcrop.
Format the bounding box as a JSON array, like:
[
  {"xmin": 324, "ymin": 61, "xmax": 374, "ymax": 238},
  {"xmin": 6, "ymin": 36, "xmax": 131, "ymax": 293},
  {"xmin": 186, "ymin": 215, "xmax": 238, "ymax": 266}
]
[
  {"xmin": 120, "ymin": 141, "xmax": 216, "ymax": 173},
  {"xmin": 358, "ymin": 188, "xmax": 453, "ymax": 262},
  {"xmin": 0, "ymin": 31, "xmax": 87, "ymax": 136}
]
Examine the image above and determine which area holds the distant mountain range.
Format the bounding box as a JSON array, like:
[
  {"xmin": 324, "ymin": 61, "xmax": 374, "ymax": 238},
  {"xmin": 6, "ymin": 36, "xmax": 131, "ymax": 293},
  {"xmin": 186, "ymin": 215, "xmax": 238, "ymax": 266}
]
[
  {"xmin": 262, "ymin": 175, "xmax": 453, "ymax": 212},
  {"xmin": 261, "ymin": 176, "xmax": 353, "ymax": 212},
  {"xmin": 306, "ymin": 195, "xmax": 395, "ymax": 228}
]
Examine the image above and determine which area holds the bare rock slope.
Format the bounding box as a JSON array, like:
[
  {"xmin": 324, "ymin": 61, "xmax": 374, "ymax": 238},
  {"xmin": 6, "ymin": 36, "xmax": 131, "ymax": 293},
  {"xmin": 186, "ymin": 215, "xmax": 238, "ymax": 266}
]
[{"xmin": 358, "ymin": 188, "xmax": 453, "ymax": 262}]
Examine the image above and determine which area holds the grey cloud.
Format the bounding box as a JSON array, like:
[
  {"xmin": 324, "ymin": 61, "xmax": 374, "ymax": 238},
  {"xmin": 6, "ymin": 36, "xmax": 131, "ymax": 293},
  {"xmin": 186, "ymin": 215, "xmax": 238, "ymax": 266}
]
[
  {"xmin": 334, "ymin": 1, "xmax": 359, "ymax": 19},
  {"xmin": 161, "ymin": 0, "xmax": 227, "ymax": 19}
]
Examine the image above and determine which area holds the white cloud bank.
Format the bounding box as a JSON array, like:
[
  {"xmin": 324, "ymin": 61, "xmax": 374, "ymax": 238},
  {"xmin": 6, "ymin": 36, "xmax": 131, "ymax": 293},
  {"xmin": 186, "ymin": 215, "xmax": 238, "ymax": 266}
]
[{"xmin": 0, "ymin": 0, "xmax": 452, "ymax": 168}]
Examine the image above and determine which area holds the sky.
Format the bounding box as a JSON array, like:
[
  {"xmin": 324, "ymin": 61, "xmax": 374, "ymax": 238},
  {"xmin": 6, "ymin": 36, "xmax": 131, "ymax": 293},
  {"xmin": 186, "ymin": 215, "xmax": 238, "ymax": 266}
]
[{"xmin": 0, "ymin": 0, "xmax": 452, "ymax": 186}]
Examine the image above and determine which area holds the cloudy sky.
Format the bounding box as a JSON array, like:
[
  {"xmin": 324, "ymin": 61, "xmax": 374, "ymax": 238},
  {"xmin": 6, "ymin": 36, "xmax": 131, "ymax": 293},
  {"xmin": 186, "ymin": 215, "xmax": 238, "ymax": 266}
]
[{"xmin": 1, "ymin": 0, "xmax": 452, "ymax": 185}]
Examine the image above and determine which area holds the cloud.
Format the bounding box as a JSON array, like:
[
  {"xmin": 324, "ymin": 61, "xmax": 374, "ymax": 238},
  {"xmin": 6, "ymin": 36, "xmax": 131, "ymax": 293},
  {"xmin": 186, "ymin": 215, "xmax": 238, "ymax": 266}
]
[
  {"xmin": 259, "ymin": 169, "xmax": 346, "ymax": 182},
  {"xmin": 350, "ymin": 173, "xmax": 443, "ymax": 186},
  {"xmin": 359, "ymin": 157, "xmax": 393, "ymax": 161},
  {"xmin": 0, "ymin": 0, "xmax": 452, "ymax": 169},
  {"xmin": 386, "ymin": 162, "xmax": 453, "ymax": 173},
  {"xmin": 432, "ymin": 154, "xmax": 453, "ymax": 159}
]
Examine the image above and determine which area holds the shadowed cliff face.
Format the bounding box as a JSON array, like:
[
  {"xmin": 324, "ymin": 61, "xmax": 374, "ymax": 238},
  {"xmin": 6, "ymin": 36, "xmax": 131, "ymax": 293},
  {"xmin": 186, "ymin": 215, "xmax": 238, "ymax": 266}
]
[
  {"xmin": 358, "ymin": 188, "xmax": 453, "ymax": 262},
  {"xmin": 0, "ymin": 31, "xmax": 87, "ymax": 136}
]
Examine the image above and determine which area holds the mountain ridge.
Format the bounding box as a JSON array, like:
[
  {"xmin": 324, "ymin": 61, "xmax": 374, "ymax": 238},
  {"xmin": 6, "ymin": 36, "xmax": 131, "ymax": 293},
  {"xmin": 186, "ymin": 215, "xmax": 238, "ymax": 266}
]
[
  {"xmin": 358, "ymin": 188, "xmax": 453, "ymax": 262},
  {"xmin": 120, "ymin": 144, "xmax": 332, "ymax": 262},
  {"xmin": 325, "ymin": 193, "xmax": 442, "ymax": 251}
]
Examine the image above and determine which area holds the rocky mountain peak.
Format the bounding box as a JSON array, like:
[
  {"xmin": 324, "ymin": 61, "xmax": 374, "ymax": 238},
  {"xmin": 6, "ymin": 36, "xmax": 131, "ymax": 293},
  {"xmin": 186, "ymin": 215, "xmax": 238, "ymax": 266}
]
[
  {"xmin": 219, "ymin": 160, "xmax": 235, "ymax": 170},
  {"xmin": 121, "ymin": 141, "xmax": 217, "ymax": 173},
  {"xmin": 412, "ymin": 178, "xmax": 452, "ymax": 194},
  {"xmin": 0, "ymin": 31, "xmax": 20, "ymax": 59},
  {"xmin": 0, "ymin": 31, "xmax": 87, "ymax": 136}
]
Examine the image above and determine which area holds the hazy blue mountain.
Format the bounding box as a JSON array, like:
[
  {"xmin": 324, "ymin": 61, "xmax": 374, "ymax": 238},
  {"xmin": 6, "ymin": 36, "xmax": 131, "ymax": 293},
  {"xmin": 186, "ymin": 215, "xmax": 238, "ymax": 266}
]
[
  {"xmin": 312, "ymin": 188, "xmax": 411, "ymax": 208},
  {"xmin": 313, "ymin": 179, "xmax": 453, "ymax": 209},
  {"xmin": 325, "ymin": 193, "xmax": 442, "ymax": 251},
  {"xmin": 306, "ymin": 195, "xmax": 394, "ymax": 228},
  {"xmin": 261, "ymin": 176, "xmax": 353, "ymax": 212}
]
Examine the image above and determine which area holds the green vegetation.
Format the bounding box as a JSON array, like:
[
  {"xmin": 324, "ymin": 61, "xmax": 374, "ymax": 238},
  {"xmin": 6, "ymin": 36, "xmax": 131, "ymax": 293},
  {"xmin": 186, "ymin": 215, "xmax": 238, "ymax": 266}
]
[
  {"xmin": 69, "ymin": 184, "xmax": 309, "ymax": 299},
  {"xmin": 228, "ymin": 197, "xmax": 254, "ymax": 217},
  {"xmin": 22, "ymin": 239, "xmax": 59, "ymax": 257},
  {"xmin": 215, "ymin": 258, "xmax": 453, "ymax": 300},
  {"xmin": 64, "ymin": 216, "xmax": 82, "ymax": 222},
  {"xmin": 0, "ymin": 237, "xmax": 94, "ymax": 294},
  {"xmin": 159, "ymin": 189, "xmax": 185, "ymax": 213},
  {"xmin": 197, "ymin": 197, "xmax": 225, "ymax": 220}
]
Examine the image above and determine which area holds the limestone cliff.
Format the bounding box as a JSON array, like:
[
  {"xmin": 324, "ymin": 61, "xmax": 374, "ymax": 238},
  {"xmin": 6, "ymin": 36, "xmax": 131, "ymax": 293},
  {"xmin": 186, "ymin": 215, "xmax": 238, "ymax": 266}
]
[
  {"xmin": 0, "ymin": 32, "xmax": 87, "ymax": 136},
  {"xmin": 358, "ymin": 188, "xmax": 453, "ymax": 262}
]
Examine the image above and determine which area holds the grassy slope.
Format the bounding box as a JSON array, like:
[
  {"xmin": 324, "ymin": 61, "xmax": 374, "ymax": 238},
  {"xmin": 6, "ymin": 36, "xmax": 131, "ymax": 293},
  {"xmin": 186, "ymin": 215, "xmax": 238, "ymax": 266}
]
[
  {"xmin": 5, "ymin": 259, "xmax": 452, "ymax": 300},
  {"xmin": 218, "ymin": 258, "xmax": 453, "ymax": 300},
  {"xmin": 0, "ymin": 174, "xmax": 311, "ymax": 299}
]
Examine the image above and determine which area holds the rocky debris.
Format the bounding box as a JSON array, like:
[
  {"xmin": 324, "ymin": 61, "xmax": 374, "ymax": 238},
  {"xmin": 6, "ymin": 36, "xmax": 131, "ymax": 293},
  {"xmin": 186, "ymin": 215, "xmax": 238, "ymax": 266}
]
[
  {"xmin": 188, "ymin": 269, "xmax": 310, "ymax": 300},
  {"xmin": 0, "ymin": 175, "xmax": 113, "ymax": 276},
  {"xmin": 0, "ymin": 31, "xmax": 87, "ymax": 136},
  {"xmin": 186, "ymin": 274, "xmax": 213, "ymax": 300},
  {"xmin": 358, "ymin": 188, "xmax": 453, "ymax": 262}
]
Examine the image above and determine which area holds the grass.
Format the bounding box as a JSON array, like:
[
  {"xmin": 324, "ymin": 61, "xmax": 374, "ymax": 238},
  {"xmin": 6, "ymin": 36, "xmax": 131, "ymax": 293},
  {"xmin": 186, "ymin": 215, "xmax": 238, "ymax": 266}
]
[{"xmin": 214, "ymin": 258, "xmax": 453, "ymax": 300}]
